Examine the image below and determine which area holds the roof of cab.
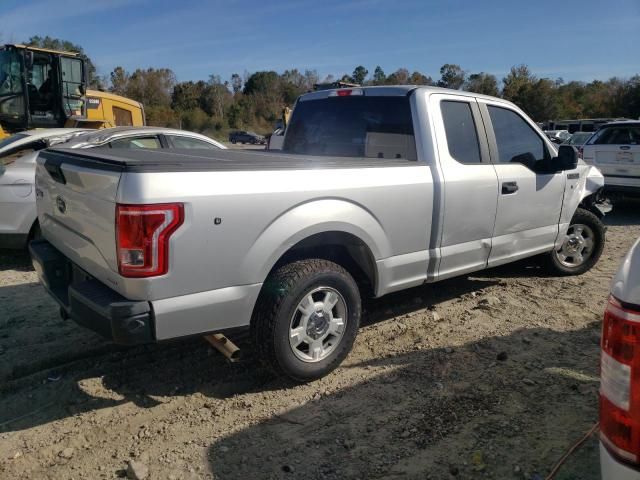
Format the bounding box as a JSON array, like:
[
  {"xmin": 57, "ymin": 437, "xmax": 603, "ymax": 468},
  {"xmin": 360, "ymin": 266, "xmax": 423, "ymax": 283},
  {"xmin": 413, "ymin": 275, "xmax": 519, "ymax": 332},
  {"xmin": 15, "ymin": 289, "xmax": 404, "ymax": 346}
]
[{"xmin": 298, "ymin": 85, "xmax": 512, "ymax": 105}]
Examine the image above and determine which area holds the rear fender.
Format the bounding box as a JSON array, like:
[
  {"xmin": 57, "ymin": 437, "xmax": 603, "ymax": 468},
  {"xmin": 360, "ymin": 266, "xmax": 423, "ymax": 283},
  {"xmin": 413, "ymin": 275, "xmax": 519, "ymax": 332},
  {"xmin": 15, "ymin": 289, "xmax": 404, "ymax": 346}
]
[{"xmin": 240, "ymin": 198, "xmax": 390, "ymax": 288}]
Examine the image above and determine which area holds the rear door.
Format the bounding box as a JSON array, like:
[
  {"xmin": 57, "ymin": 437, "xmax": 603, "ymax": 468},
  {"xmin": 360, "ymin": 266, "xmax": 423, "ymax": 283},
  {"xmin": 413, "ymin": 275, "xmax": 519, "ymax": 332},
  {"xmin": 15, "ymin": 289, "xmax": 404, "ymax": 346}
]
[
  {"xmin": 429, "ymin": 93, "xmax": 498, "ymax": 279},
  {"xmin": 478, "ymin": 101, "xmax": 566, "ymax": 267},
  {"xmin": 583, "ymin": 124, "xmax": 640, "ymax": 186}
]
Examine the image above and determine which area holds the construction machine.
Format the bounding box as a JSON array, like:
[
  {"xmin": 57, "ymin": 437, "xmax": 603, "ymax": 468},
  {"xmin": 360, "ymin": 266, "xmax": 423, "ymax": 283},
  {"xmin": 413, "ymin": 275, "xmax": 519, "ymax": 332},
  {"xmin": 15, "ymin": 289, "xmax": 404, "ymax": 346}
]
[{"xmin": 0, "ymin": 44, "xmax": 144, "ymax": 140}]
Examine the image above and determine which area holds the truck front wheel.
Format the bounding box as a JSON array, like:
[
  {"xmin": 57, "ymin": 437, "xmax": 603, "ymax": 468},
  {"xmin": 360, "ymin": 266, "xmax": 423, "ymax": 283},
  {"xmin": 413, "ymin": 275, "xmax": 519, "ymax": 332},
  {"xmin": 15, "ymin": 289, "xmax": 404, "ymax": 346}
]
[
  {"xmin": 548, "ymin": 208, "xmax": 605, "ymax": 275},
  {"xmin": 251, "ymin": 259, "xmax": 361, "ymax": 382}
]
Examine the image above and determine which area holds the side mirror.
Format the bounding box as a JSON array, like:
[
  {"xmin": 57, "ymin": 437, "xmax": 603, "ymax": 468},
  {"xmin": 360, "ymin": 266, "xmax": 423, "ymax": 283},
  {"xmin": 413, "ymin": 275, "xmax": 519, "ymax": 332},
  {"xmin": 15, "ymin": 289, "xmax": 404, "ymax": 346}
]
[
  {"xmin": 24, "ymin": 51, "xmax": 34, "ymax": 69},
  {"xmin": 555, "ymin": 145, "xmax": 578, "ymax": 171}
]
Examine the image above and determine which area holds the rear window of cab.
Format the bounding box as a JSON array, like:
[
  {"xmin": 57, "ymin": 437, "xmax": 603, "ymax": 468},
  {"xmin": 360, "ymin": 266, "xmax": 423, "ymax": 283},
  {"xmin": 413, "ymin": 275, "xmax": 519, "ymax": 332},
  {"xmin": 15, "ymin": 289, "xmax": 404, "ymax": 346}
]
[{"xmin": 283, "ymin": 95, "xmax": 417, "ymax": 160}]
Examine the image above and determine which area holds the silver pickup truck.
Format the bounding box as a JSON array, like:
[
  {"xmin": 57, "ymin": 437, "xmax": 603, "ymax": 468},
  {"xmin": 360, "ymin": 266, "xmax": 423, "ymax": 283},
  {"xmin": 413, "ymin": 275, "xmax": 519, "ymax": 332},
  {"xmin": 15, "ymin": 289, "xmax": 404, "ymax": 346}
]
[{"xmin": 30, "ymin": 86, "xmax": 608, "ymax": 381}]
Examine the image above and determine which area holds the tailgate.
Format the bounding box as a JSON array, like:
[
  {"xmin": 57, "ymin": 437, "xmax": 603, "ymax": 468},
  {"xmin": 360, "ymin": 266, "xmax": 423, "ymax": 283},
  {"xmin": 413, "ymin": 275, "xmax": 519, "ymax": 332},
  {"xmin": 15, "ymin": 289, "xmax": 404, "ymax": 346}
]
[
  {"xmin": 35, "ymin": 150, "xmax": 122, "ymax": 287},
  {"xmin": 592, "ymin": 145, "xmax": 640, "ymax": 181}
]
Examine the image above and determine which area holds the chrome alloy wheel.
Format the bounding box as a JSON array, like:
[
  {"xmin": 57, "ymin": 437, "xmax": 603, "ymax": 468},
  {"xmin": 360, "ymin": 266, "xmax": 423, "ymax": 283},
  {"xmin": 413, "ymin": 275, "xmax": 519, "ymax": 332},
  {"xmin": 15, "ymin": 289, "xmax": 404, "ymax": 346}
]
[
  {"xmin": 289, "ymin": 287, "xmax": 347, "ymax": 363},
  {"xmin": 555, "ymin": 223, "xmax": 595, "ymax": 268}
]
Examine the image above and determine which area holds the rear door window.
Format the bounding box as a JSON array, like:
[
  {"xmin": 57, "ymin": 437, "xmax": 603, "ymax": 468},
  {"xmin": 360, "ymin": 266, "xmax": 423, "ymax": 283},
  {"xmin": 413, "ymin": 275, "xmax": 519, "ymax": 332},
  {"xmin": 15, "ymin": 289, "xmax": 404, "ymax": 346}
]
[
  {"xmin": 284, "ymin": 95, "xmax": 417, "ymax": 160},
  {"xmin": 441, "ymin": 100, "xmax": 482, "ymax": 164}
]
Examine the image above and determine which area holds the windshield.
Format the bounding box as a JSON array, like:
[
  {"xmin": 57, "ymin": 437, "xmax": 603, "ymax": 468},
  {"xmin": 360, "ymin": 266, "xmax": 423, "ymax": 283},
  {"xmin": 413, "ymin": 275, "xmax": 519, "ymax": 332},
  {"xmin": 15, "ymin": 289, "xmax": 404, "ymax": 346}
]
[{"xmin": 0, "ymin": 50, "xmax": 23, "ymax": 96}]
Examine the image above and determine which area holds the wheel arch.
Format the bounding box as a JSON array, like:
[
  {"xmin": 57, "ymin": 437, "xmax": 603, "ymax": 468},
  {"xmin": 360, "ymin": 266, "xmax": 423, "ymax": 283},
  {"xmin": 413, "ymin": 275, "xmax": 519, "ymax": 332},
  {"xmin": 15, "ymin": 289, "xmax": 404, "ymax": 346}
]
[{"xmin": 241, "ymin": 199, "xmax": 391, "ymax": 300}]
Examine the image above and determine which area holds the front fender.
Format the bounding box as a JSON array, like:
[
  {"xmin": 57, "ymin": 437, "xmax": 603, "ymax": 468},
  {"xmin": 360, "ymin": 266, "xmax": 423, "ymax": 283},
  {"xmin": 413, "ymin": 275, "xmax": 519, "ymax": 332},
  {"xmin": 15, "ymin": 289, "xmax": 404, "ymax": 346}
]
[
  {"xmin": 556, "ymin": 163, "xmax": 606, "ymax": 247},
  {"xmin": 240, "ymin": 198, "xmax": 390, "ymax": 284}
]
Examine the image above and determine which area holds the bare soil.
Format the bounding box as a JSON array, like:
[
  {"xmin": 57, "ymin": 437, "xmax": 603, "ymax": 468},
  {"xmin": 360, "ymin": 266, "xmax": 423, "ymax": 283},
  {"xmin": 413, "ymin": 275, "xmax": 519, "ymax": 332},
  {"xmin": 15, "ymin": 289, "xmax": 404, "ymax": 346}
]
[{"xmin": 1, "ymin": 204, "xmax": 638, "ymax": 480}]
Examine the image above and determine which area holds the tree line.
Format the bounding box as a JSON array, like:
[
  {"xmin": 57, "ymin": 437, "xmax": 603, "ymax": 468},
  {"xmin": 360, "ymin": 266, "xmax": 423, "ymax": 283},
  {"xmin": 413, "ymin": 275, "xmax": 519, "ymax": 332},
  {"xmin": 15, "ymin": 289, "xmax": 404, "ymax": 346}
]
[{"xmin": 23, "ymin": 37, "xmax": 640, "ymax": 138}]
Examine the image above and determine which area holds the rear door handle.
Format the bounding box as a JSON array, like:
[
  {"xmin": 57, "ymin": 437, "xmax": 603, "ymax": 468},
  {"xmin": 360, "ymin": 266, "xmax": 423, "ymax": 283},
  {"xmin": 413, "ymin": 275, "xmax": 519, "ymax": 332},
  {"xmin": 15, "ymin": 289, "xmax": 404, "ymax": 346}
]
[{"xmin": 501, "ymin": 181, "xmax": 519, "ymax": 194}]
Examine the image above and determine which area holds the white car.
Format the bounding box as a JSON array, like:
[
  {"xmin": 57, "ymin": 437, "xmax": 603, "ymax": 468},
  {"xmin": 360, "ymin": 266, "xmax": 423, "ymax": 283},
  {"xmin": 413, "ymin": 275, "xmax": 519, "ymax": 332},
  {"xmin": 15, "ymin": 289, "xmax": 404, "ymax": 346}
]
[
  {"xmin": 600, "ymin": 237, "xmax": 640, "ymax": 479},
  {"xmin": 582, "ymin": 121, "xmax": 640, "ymax": 195},
  {"xmin": 0, "ymin": 128, "xmax": 90, "ymax": 248},
  {"xmin": 0, "ymin": 127, "xmax": 225, "ymax": 249}
]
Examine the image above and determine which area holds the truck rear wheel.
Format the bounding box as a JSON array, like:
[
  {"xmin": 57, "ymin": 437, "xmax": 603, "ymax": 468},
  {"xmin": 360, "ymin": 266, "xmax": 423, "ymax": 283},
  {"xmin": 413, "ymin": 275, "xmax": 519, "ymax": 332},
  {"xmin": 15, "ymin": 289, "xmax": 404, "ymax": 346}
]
[
  {"xmin": 251, "ymin": 259, "xmax": 361, "ymax": 382},
  {"xmin": 548, "ymin": 208, "xmax": 605, "ymax": 275}
]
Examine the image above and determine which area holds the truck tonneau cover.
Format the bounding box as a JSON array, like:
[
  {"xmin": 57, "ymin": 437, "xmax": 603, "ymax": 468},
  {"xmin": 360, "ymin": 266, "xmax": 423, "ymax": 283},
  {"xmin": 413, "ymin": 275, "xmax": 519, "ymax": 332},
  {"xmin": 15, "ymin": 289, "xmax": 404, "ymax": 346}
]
[{"xmin": 41, "ymin": 147, "xmax": 415, "ymax": 172}]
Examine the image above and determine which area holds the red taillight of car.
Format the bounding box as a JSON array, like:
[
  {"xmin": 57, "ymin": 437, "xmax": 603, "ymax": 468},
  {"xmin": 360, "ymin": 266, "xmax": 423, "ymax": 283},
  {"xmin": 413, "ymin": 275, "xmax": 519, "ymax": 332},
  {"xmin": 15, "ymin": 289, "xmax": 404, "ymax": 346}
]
[
  {"xmin": 600, "ymin": 295, "xmax": 640, "ymax": 463},
  {"xmin": 116, "ymin": 203, "xmax": 184, "ymax": 278}
]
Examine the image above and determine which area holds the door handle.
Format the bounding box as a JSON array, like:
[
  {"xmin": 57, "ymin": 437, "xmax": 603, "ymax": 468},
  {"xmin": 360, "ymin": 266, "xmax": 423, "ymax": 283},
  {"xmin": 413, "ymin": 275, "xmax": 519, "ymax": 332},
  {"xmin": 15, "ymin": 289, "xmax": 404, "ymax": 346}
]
[
  {"xmin": 620, "ymin": 146, "xmax": 631, "ymax": 150},
  {"xmin": 501, "ymin": 181, "xmax": 519, "ymax": 194}
]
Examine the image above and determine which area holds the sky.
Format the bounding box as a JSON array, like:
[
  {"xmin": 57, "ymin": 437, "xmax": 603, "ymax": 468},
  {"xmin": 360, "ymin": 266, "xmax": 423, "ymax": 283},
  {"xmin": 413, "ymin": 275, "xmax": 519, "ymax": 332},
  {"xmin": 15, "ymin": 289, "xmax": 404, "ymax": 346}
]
[{"xmin": 0, "ymin": 0, "xmax": 638, "ymax": 85}]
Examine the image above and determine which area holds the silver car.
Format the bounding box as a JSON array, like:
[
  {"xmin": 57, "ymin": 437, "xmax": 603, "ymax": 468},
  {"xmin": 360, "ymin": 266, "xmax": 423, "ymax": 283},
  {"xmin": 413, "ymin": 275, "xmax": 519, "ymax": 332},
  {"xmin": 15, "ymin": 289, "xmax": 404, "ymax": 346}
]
[{"xmin": 0, "ymin": 127, "xmax": 225, "ymax": 249}]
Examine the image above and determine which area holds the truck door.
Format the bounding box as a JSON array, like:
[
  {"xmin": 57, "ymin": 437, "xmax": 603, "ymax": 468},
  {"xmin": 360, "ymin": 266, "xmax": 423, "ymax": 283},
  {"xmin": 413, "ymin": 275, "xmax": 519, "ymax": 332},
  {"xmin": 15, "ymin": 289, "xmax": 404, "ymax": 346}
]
[
  {"xmin": 429, "ymin": 94, "xmax": 498, "ymax": 279},
  {"xmin": 477, "ymin": 100, "xmax": 566, "ymax": 268}
]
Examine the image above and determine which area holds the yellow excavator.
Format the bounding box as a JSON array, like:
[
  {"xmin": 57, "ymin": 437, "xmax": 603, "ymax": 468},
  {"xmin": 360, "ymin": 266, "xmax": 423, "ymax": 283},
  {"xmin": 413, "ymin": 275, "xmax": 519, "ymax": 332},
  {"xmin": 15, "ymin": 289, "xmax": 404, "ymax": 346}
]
[{"xmin": 0, "ymin": 44, "xmax": 144, "ymax": 140}]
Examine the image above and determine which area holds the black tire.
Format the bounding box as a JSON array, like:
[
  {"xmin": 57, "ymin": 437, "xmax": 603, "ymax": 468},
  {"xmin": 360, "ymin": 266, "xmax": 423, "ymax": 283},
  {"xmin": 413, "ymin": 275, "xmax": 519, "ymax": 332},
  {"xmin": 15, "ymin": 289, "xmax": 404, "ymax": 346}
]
[
  {"xmin": 548, "ymin": 208, "xmax": 605, "ymax": 275},
  {"xmin": 231, "ymin": 139, "xmax": 236, "ymax": 144},
  {"xmin": 251, "ymin": 259, "xmax": 361, "ymax": 382},
  {"xmin": 28, "ymin": 221, "xmax": 42, "ymax": 242}
]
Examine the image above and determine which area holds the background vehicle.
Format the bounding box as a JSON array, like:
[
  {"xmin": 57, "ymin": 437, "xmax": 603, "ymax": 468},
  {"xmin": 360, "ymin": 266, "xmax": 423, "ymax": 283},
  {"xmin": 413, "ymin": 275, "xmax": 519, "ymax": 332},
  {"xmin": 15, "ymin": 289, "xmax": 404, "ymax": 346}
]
[
  {"xmin": 582, "ymin": 121, "xmax": 640, "ymax": 196},
  {"xmin": 0, "ymin": 44, "xmax": 144, "ymax": 139},
  {"xmin": 543, "ymin": 118, "xmax": 631, "ymax": 134},
  {"xmin": 0, "ymin": 127, "xmax": 224, "ymax": 249},
  {"xmin": 61, "ymin": 126, "xmax": 226, "ymax": 150},
  {"xmin": 228, "ymin": 130, "xmax": 265, "ymax": 144},
  {"xmin": 600, "ymin": 237, "xmax": 640, "ymax": 480},
  {"xmin": 563, "ymin": 131, "xmax": 593, "ymax": 146},
  {"xmin": 31, "ymin": 86, "xmax": 607, "ymax": 382},
  {"xmin": 544, "ymin": 129, "xmax": 571, "ymax": 144}
]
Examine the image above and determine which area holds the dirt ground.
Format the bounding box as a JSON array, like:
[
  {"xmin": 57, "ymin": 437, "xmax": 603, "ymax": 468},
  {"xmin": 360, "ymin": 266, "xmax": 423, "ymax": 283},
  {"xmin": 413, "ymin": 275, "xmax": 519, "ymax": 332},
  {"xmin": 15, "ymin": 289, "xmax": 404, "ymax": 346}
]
[{"xmin": 1, "ymin": 204, "xmax": 638, "ymax": 480}]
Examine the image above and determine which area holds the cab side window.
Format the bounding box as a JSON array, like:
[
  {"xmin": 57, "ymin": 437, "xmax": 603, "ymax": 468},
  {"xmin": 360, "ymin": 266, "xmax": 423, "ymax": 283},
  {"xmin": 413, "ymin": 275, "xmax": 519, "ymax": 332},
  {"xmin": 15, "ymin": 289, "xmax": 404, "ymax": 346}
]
[
  {"xmin": 441, "ymin": 100, "xmax": 482, "ymax": 164},
  {"xmin": 108, "ymin": 136, "xmax": 161, "ymax": 149},
  {"xmin": 168, "ymin": 136, "xmax": 217, "ymax": 149},
  {"xmin": 488, "ymin": 106, "xmax": 546, "ymax": 164}
]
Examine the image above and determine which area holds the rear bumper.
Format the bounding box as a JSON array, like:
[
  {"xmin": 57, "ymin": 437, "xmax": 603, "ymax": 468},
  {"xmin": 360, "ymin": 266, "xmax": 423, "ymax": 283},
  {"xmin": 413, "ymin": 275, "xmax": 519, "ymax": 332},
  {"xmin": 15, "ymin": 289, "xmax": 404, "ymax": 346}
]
[
  {"xmin": 29, "ymin": 239, "xmax": 154, "ymax": 345},
  {"xmin": 600, "ymin": 443, "xmax": 640, "ymax": 480}
]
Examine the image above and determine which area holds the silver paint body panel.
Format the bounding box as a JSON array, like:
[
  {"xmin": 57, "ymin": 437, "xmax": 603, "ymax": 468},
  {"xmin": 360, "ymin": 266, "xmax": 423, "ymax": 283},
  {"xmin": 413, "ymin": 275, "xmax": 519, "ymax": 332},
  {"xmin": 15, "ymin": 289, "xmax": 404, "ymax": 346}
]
[{"xmin": 35, "ymin": 86, "xmax": 602, "ymax": 340}]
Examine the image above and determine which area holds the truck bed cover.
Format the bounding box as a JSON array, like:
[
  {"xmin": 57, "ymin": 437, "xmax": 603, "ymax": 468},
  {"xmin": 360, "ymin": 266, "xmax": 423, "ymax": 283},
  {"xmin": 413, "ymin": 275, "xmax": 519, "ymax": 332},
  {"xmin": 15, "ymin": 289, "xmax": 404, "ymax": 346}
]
[{"xmin": 41, "ymin": 147, "xmax": 415, "ymax": 172}]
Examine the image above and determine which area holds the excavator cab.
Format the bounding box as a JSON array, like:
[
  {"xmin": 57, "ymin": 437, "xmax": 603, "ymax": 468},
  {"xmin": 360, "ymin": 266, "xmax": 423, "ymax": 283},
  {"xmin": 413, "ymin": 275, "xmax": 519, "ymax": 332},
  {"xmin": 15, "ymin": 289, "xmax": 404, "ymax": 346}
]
[{"xmin": 0, "ymin": 44, "xmax": 86, "ymax": 137}]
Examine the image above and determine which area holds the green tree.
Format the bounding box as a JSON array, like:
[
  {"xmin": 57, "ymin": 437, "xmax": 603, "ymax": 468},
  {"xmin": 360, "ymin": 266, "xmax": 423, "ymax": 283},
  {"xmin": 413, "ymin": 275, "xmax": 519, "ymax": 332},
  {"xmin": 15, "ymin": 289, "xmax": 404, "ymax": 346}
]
[
  {"xmin": 386, "ymin": 68, "xmax": 409, "ymax": 85},
  {"xmin": 243, "ymin": 71, "xmax": 280, "ymax": 95},
  {"xmin": 109, "ymin": 66, "xmax": 129, "ymax": 96},
  {"xmin": 230, "ymin": 73, "xmax": 243, "ymax": 94},
  {"xmin": 372, "ymin": 66, "xmax": 386, "ymax": 85},
  {"xmin": 437, "ymin": 64, "xmax": 465, "ymax": 90},
  {"xmin": 464, "ymin": 72, "xmax": 499, "ymax": 96},
  {"xmin": 409, "ymin": 71, "xmax": 434, "ymax": 85},
  {"xmin": 352, "ymin": 65, "xmax": 368, "ymax": 85}
]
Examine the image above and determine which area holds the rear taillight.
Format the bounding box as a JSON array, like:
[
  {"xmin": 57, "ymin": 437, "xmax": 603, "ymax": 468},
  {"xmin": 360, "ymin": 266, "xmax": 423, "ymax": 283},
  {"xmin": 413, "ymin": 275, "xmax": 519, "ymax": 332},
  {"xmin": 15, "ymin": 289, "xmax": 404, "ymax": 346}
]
[
  {"xmin": 577, "ymin": 146, "xmax": 584, "ymax": 158},
  {"xmin": 600, "ymin": 296, "xmax": 640, "ymax": 463},
  {"xmin": 116, "ymin": 203, "xmax": 184, "ymax": 278}
]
